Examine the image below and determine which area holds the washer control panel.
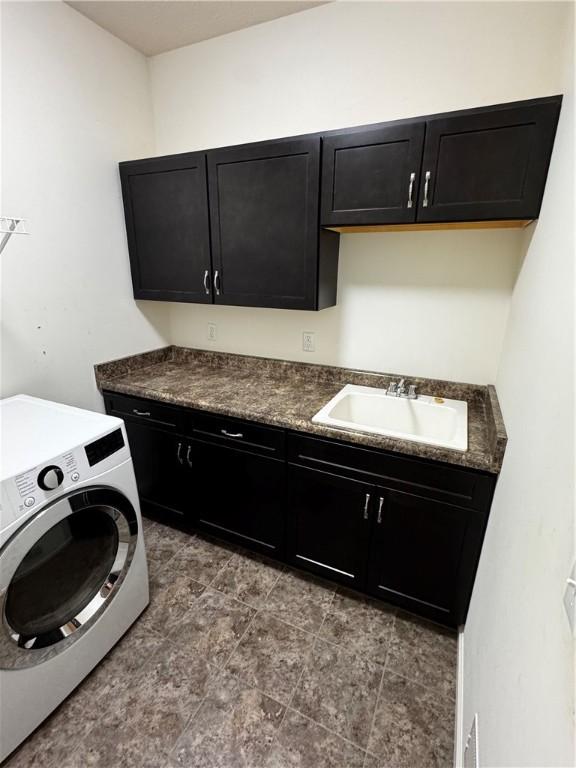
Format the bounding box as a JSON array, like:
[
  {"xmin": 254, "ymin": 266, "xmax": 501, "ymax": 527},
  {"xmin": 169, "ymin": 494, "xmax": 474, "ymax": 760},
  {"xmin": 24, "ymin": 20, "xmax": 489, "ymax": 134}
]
[
  {"xmin": 11, "ymin": 450, "xmax": 80, "ymax": 517},
  {"xmin": 2, "ymin": 425, "xmax": 130, "ymax": 528}
]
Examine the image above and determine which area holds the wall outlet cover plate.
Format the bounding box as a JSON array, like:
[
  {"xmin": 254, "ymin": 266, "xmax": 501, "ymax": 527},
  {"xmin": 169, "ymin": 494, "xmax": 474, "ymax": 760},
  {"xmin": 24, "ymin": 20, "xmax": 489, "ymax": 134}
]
[{"xmin": 303, "ymin": 331, "xmax": 315, "ymax": 352}]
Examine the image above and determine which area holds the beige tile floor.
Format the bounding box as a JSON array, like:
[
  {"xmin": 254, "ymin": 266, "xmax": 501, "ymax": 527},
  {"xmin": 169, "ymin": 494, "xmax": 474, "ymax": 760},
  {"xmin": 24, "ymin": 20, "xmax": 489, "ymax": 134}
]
[{"xmin": 5, "ymin": 519, "xmax": 457, "ymax": 768}]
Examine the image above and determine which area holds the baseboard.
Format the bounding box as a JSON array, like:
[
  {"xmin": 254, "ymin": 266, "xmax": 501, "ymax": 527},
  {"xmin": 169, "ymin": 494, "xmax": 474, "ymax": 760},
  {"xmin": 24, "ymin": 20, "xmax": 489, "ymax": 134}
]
[{"xmin": 454, "ymin": 628, "xmax": 465, "ymax": 767}]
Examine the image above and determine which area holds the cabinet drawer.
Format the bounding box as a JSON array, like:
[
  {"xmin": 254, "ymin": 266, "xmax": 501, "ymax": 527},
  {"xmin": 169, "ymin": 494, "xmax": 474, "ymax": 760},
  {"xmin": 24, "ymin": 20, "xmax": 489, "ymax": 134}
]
[
  {"xmin": 104, "ymin": 392, "xmax": 181, "ymax": 431},
  {"xmin": 288, "ymin": 433, "xmax": 494, "ymax": 511},
  {"xmin": 189, "ymin": 412, "xmax": 285, "ymax": 459}
]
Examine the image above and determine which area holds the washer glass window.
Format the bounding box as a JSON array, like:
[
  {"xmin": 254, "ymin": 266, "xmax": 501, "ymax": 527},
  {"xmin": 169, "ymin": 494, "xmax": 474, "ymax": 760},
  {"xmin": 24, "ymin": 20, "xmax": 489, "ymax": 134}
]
[
  {"xmin": 5, "ymin": 507, "xmax": 119, "ymax": 643},
  {"xmin": 0, "ymin": 487, "xmax": 139, "ymax": 669}
]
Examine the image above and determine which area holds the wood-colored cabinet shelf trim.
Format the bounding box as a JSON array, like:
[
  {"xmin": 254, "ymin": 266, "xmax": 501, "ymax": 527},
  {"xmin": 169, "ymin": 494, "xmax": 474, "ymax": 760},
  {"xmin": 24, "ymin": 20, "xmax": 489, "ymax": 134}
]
[{"xmin": 325, "ymin": 219, "xmax": 534, "ymax": 234}]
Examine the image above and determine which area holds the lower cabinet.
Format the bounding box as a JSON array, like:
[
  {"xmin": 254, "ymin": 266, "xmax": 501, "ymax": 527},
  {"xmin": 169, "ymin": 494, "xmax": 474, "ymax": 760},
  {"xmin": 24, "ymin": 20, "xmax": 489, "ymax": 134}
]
[
  {"xmin": 104, "ymin": 390, "xmax": 496, "ymax": 627},
  {"xmin": 123, "ymin": 419, "xmax": 188, "ymax": 520},
  {"xmin": 286, "ymin": 436, "xmax": 494, "ymax": 626},
  {"xmin": 286, "ymin": 465, "xmax": 372, "ymax": 588},
  {"xmin": 191, "ymin": 439, "xmax": 286, "ymax": 555},
  {"xmin": 365, "ymin": 487, "xmax": 484, "ymax": 624}
]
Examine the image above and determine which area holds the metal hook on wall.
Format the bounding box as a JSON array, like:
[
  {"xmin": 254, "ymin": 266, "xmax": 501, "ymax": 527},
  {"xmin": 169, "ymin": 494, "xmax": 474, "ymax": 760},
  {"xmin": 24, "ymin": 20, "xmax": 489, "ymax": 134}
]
[{"xmin": 0, "ymin": 217, "xmax": 29, "ymax": 254}]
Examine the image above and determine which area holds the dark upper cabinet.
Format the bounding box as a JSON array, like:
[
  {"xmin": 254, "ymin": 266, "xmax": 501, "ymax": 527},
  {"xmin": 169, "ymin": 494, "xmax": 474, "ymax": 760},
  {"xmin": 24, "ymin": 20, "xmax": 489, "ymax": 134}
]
[
  {"xmin": 207, "ymin": 137, "xmax": 339, "ymax": 310},
  {"xmin": 286, "ymin": 465, "xmax": 373, "ymax": 589},
  {"xmin": 118, "ymin": 96, "xmax": 561, "ymax": 308},
  {"xmin": 119, "ymin": 153, "xmax": 212, "ymax": 303},
  {"xmin": 320, "ymin": 96, "xmax": 561, "ymax": 228},
  {"xmin": 417, "ymin": 98, "xmax": 561, "ymax": 222},
  {"xmin": 365, "ymin": 487, "xmax": 486, "ymax": 625},
  {"xmin": 321, "ymin": 123, "xmax": 426, "ymax": 226}
]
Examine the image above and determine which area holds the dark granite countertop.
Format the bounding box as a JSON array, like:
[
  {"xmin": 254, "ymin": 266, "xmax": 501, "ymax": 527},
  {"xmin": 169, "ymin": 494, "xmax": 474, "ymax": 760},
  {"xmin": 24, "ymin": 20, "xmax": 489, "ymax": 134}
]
[{"xmin": 94, "ymin": 346, "xmax": 507, "ymax": 474}]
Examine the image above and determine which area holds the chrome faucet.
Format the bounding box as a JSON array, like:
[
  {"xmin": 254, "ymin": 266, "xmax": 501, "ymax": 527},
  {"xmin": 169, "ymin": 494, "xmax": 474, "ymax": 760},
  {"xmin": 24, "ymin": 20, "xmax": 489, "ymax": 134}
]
[{"xmin": 387, "ymin": 379, "xmax": 417, "ymax": 399}]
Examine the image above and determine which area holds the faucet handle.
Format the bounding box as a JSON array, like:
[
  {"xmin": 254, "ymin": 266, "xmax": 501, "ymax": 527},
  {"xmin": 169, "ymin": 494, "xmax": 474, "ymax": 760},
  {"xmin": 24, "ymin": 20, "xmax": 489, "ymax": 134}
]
[
  {"xmin": 407, "ymin": 384, "xmax": 417, "ymax": 399},
  {"xmin": 387, "ymin": 381, "xmax": 398, "ymax": 396}
]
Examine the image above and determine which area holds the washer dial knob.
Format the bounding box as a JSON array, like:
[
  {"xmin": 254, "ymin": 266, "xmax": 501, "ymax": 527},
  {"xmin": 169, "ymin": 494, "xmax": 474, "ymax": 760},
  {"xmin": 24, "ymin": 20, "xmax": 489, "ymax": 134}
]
[{"xmin": 38, "ymin": 465, "xmax": 64, "ymax": 491}]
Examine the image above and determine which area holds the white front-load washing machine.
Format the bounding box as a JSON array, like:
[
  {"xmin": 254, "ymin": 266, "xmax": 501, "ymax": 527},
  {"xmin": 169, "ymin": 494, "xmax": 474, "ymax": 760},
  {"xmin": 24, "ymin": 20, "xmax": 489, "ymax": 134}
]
[{"xmin": 0, "ymin": 395, "xmax": 149, "ymax": 762}]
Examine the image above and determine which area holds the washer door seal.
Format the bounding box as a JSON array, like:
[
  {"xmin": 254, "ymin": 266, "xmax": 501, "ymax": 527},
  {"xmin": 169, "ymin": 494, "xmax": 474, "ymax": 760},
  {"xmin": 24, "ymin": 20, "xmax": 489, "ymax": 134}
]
[{"xmin": 0, "ymin": 486, "xmax": 139, "ymax": 670}]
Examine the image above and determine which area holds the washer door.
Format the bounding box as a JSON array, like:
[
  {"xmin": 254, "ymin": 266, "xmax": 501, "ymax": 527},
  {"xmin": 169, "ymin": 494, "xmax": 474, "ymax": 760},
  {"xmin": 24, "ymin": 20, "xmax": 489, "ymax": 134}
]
[{"xmin": 0, "ymin": 487, "xmax": 139, "ymax": 670}]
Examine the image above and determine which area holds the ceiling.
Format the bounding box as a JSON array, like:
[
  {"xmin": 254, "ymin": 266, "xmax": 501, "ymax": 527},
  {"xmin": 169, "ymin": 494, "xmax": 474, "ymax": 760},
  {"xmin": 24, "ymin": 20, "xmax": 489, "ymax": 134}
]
[{"xmin": 66, "ymin": 1, "xmax": 329, "ymax": 56}]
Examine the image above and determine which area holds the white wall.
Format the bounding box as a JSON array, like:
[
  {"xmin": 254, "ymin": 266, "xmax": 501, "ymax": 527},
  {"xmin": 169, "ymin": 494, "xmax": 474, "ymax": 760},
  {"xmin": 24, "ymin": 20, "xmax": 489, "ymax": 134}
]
[
  {"xmin": 462, "ymin": 8, "xmax": 575, "ymax": 764},
  {"xmin": 149, "ymin": 1, "xmax": 568, "ymax": 384},
  {"xmin": 0, "ymin": 1, "xmax": 169, "ymax": 411},
  {"xmin": 170, "ymin": 231, "xmax": 522, "ymax": 383}
]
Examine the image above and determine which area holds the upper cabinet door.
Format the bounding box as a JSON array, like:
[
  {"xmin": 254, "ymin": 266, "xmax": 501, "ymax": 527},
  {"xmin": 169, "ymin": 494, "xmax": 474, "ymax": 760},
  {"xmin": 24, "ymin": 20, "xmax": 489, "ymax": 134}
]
[
  {"xmin": 207, "ymin": 137, "xmax": 329, "ymax": 310},
  {"xmin": 417, "ymin": 98, "xmax": 561, "ymax": 222},
  {"xmin": 321, "ymin": 123, "xmax": 425, "ymax": 226},
  {"xmin": 120, "ymin": 153, "xmax": 212, "ymax": 303}
]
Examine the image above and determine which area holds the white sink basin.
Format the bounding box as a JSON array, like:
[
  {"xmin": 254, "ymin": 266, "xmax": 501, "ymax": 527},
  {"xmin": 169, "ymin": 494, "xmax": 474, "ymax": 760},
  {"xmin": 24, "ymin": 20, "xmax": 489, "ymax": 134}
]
[{"xmin": 312, "ymin": 384, "xmax": 468, "ymax": 451}]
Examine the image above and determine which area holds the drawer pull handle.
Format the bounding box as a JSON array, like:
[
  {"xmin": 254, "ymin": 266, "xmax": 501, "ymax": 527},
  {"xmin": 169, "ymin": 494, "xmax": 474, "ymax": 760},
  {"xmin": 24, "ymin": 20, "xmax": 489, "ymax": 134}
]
[
  {"xmin": 203, "ymin": 269, "xmax": 210, "ymax": 295},
  {"xmin": 422, "ymin": 170, "xmax": 431, "ymax": 207},
  {"xmin": 377, "ymin": 496, "xmax": 384, "ymax": 524},
  {"xmin": 176, "ymin": 442, "xmax": 183, "ymax": 465},
  {"xmin": 407, "ymin": 172, "xmax": 415, "ymax": 208},
  {"xmin": 186, "ymin": 444, "xmax": 193, "ymax": 468},
  {"xmin": 133, "ymin": 409, "xmax": 151, "ymax": 417},
  {"xmin": 363, "ymin": 493, "xmax": 371, "ymax": 520},
  {"xmin": 221, "ymin": 429, "xmax": 243, "ymax": 439}
]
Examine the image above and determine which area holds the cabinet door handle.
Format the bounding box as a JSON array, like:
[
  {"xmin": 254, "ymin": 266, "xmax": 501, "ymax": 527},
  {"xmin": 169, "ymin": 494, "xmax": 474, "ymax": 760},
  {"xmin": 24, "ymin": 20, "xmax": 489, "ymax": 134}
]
[
  {"xmin": 214, "ymin": 270, "xmax": 221, "ymax": 296},
  {"xmin": 176, "ymin": 442, "xmax": 183, "ymax": 464},
  {"xmin": 363, "ymin": 493, "xmax": 371, "ymax": 520},
  {"xmin": 407, "ymin": 172, "xmax": 415, "ymax": 209},
  {"xmin": 186, "ymin": 444, "xmax": 193, "ymax": 467},
  {"xmin": 221, "ymin": 429, "xmax": 243, "ymax": 439},
  {"xmin": 203, "ymin": 269, "xmax": 210, "ymax": 295},
  {"xmin": 422, "ymin": 170, "xmax": 431, "ymax": 207},
  {"xmin": 377, "ymin": 496, "xmax": 384, "ymax": 524},
  {"xmin": 132, "ymin": 408, "xmax": 151, "ymax": 417}
]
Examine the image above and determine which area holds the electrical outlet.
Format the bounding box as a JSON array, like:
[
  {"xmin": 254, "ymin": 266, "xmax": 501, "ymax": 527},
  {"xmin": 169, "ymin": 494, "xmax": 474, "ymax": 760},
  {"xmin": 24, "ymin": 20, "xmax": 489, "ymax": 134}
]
[
  {"xmin": 563, "ymin": 562, "xmax": 576, "ymax": 635},
  {"xmin": 207, "ymin": 322, "xmax": 217, "ymax": 342},
  {"xmin": 302, "ymin": 331, "xmax": 315, "ymax": 352}
]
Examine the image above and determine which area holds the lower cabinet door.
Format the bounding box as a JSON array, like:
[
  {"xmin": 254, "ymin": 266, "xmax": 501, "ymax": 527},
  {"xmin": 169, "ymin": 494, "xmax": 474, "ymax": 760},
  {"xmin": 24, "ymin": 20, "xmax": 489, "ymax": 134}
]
[
  {"xmin": 191, "ymin": 440, "xmax": 285, "ymax": 554},
  {"xmin": 286, "ymin": 465, "xmax": 373, "ymax": 588},
  {"xmin": 366, "ymin": 487, "xmax": 483, "ymax": 626},
  {"xmin": 124, "ymin": 421, "xmax": 187, "ymax": 519}
]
